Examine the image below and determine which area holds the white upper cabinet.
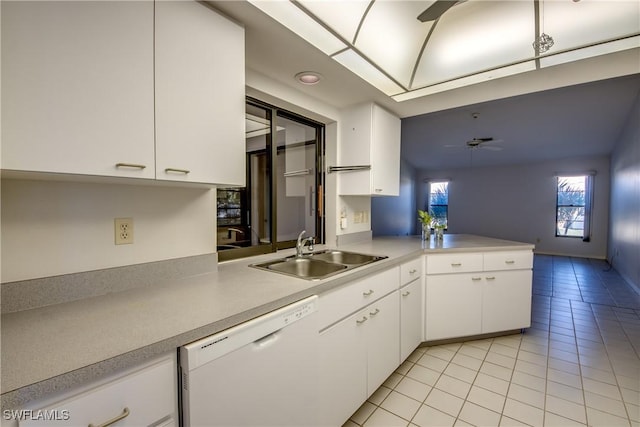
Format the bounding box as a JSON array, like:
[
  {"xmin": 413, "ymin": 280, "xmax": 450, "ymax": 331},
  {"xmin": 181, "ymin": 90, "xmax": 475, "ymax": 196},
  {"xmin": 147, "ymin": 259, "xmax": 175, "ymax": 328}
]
[
  {"xmin": 155, "ymin": 1, "xmax": 245, "ymax": 185},
  {"xmin": 1, "ymin": 1, "xmax": 245, "ymax": 186},
  {"xmin": 1, "ymin": 1, "xmax": 156, "ymax": 179},
  {"xmin": 338, "ymin": 103, "xmax": 401, "ymax": 196}
]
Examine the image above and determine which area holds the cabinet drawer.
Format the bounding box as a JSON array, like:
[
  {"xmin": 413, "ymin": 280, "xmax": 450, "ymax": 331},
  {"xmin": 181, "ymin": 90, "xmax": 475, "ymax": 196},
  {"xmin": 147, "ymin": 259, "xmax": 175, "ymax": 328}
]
[
  {"xmin": 484, "ymin": 250, "xmax": 533, "ymax": 271},
  {"xmin": 20, "ymin": 356, "xmax": 176, "ymax": 427},
  {"xmin": 318, "ymin": 267, "xmax": 399, "ymax": 330},
  {"xmin": 426, "ymin": 253, "xmax": 483, "ymax": 274},
  {"xmin": 400, "ymin": 257, "xmax": 423, "ymax": 286}
]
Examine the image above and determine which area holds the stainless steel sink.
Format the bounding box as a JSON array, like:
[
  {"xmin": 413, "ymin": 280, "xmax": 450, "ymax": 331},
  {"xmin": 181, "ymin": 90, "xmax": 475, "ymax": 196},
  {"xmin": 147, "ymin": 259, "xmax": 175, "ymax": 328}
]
[
  {"xmin": 310, "ymin": 250, "xmax": 385, "ymax": 265},
  {"xmin": 250, "ymin": 249, "xmax": 387, "ymax": 280},
  {"xmin": 257, "ymin": 257, "xmax": 348, "ymax": 280}
]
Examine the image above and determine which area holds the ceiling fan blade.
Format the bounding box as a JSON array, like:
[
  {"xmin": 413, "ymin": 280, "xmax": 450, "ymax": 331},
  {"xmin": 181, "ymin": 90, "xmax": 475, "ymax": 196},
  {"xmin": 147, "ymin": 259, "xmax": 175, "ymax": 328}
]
[
  {"xmin": 417, "ymin": 0, "xmax": 461, "ymax": 22},
  {"xmin": 481, "ymin": 145, "xmax": 503, "ymax": 151}
]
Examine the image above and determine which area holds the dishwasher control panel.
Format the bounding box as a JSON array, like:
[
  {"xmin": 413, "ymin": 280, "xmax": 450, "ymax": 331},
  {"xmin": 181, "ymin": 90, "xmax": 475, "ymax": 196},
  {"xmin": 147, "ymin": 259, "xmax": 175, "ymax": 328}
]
[
  {"xmin": 283, "ymin": 300, "xmax": 315, "ymax": 324},
  {"xmin": 181, "ymin": 295, "xmax": 318, "ymax": 370}
]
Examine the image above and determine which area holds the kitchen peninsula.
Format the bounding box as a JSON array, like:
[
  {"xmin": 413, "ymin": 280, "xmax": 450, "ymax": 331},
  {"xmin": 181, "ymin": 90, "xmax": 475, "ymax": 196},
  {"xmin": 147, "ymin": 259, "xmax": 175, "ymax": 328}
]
[{"xmin": 1, "ymin": 234, "xmax": 534, "ymax": 419}]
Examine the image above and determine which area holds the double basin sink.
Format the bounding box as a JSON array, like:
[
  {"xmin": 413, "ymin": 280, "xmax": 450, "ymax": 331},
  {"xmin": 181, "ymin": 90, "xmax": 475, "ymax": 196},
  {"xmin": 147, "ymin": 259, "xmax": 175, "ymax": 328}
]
[{"xmin": 251, "ymin": 250, "xmax": 387, "ymax": 280}]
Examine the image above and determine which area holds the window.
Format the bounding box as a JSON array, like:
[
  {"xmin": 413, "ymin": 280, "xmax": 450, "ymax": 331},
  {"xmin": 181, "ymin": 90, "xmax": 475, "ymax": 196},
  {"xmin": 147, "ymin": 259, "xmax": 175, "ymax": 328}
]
[
  {"xmin": 428, "ymin": 181, "xmax": 449, "ymax": 228},
  {"xmin": 217, "ymin": 98, "xmax": 324, "ymax": 261},
  {"xmin": 556, "ymin": 175, "xmax": 593, "ymax": 240}
]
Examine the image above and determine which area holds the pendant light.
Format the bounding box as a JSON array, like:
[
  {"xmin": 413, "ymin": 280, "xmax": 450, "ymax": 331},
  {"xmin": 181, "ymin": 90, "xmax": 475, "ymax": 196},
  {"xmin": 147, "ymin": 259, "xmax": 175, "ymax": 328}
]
[{"xmin": 533, "ymin": 0, "xmax": 554, "ymax": 54}]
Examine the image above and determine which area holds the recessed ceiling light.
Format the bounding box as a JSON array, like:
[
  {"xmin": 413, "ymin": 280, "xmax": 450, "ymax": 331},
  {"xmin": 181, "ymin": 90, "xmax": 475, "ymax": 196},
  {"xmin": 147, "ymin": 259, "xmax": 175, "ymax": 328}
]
[{"xmin": 295, "ymin": 71, "xmax": 322, "ymax": 85}]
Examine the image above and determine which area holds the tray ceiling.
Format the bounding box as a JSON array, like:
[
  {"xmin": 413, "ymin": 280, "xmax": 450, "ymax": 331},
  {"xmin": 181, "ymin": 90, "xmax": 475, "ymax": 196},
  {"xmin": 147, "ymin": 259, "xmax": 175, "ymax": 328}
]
[{"xmin": 249, "ymin": 0, "xmax": 640, "ymax": 102}]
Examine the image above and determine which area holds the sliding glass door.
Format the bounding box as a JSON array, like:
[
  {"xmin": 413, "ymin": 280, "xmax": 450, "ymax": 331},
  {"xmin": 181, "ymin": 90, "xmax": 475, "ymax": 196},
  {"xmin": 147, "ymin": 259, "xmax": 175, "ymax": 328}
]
[{"xmin": 217, "ymin": 99, "xmax": 323, "ymax": 261}]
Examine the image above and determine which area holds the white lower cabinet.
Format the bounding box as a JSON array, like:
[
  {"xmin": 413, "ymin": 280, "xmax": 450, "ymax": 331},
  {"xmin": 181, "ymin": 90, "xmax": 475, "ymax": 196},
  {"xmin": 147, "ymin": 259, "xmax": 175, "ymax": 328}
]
[
  {"xmin": 400, "ymin": 278, "xmax": 424, "ymax": 361},
  {"xmin": 318, "ymin": 308, "xmax": 368, "ymax": 427},
  {"xmin": 425, "ymin": 250, "xmax": 533, "ymax": 341},
  {"xmin": 425, "ymin": 273, "xmax": 483, "ymax": 341},
  {"xmin": 318, "ymin": 291, "xmax": 400, "ymax": 426},
  {"xmin": 18, "ymin": 354, "xmax": 177, "ymax": 427},
  {"xmin": 317, "ymin": 268, "xmax": 400, "ymax": 427},
  {"xmin": 482, "ymin": 270, "xmax": 533, "ymax": 334},
  {"xmin": 366, "ymin": 291, "xmax": 400, "ymax": 396}
]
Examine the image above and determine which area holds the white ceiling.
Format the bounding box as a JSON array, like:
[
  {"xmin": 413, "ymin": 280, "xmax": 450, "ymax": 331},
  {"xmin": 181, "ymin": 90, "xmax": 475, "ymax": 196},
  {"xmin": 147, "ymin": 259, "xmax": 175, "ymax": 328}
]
[
  {"xmin": 248, "ymin": 0, "xmax": 639, "ymax": 101},
  {"xmin": 209, "ymin": 1, "xmax": 640, "ymax": 171}
]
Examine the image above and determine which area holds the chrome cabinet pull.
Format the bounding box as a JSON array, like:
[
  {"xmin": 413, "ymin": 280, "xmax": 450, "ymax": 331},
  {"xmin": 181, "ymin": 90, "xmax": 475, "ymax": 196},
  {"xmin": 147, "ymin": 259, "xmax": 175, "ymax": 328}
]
[
  {"xmin": 88, "ymin": 407, "xmax": 130, "ymax": 427},
  {"xmin": 164, "ymin": 168, "xmax": 190, "ymax": 174},
  {"xmin": 363, "ymin": 289, "xmax": 374, "ymax": 296},
  {"xmin": 369, "ymin": 308, "xmax": 380, "ymax": 316},
  {"xmin": 374, "ymin": 188, "xmax": 383, "ymax": 192},
  {"xmin": 471, "ymin": 277, "xmax": 482, "ymax": 281},
  {"xmin": 505, "ymin": 260, "xmax": 515, "ymax": 264},
  {"xmin": 409, "ymin": 269, "xmax": 417, "ymax": 274},
  {"xmin": 486, "ymin": 276, "xmax": 496, "ymax": 280},
  {"xmin": 115, "ymin": 163, "xmax": 146, "ymax": 170},
  {"xmin": 402, "ymin": 291, "xmax": 411, "ymax": 297},
  {"xmin": 356, "ymin": 316, "xmax": 368, "ymax": 324},
  {"xmin": 451, "ymin": 262, "xmax": 462, "ymax": 267}
]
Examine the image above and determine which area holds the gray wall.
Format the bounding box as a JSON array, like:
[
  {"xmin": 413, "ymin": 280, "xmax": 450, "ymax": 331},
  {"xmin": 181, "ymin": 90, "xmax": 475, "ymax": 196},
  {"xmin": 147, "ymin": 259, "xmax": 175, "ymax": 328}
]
[
  {"xmin": 609, "ymin": 89, "xmax": 640, "ymax": 290},
  {"xmin": 372, "ymin": 158, "xmax": 417, "ymax": 236},
  {"xmin": 412, "ymin": 155, "xmax": 611, "ymax": 258}
]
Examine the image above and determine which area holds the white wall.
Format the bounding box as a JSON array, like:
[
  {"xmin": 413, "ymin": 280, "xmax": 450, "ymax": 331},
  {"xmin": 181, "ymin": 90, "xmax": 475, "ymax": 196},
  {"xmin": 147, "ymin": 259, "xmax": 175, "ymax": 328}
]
[
  {"xmin": 372, "ymin": 158, "xmax": 417, "ymax": 236},
  {"xmin": 1, "ymin": 179, "xmax": 215, "ymax": 282},
  {"xmin": 415, "ymin": 155, "xmax": 611, "ymax": 258},
  {"xmin": 609, "ymin": 89, "xmax": 640, "ymax": 290}
]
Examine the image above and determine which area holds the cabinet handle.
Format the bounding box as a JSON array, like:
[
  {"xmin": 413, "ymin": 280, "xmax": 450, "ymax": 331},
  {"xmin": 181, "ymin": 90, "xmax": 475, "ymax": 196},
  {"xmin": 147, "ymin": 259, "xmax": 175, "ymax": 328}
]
[
  {"xmin": 88, "ymin": 407, "xmax": 130, "ymax": 427},
  {"xmin": 409, "ymin": 269, "xmax": 417, "ymax": 274},
  {"xmin": 505, "ymin": 260, "xmax": 515, "ymax": 264},
  {"xmin": 472, "ymin": 277, "xmax": 482, "ymax": 281},
  {"xmin": 356, "ymin": 316, "xmax": 368, "ymax": 324},
  {"xmin": 486, "ymin": 276, "xmax": 496, "ymax": 280},
  {"xmin": 374, "ymin": 188, "xmax": 383, "ymax": 192},
  {"xmin": 451, "ymin": 263, "xmax": 462, "ymax": 267},
  {"xmin": 369, "ymin": 308, "xmax": 380, "ymax": 316},
  {"xmin": 115, "ymin": 163, "xmax": 146, "ymax": 170},
  {"xmin": 402, "ymin": 291, "xmax": 411, "ymax": 297},
  {"xmin": 363, "ymin": 289, "xmax": 374, "ymax": 296},
  {"xmin": 164, "ymin": 168, "xmax": 190, "ymax": 174}
]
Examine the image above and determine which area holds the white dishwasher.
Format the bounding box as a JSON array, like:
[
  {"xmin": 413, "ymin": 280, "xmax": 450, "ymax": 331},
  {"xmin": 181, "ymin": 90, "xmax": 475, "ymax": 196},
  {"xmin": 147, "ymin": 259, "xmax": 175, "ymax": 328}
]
[{"xmin": 179, "ymin": 296, "xmax": 319, "ymax": 427}]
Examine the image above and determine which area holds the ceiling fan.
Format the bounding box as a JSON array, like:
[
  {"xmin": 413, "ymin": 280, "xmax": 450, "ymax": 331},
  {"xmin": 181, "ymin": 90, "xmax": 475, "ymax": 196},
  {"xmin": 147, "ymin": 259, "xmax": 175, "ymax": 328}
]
[
  {"xmin": 445, "ymin": 137, "xmax": 504, "ymax": 151},
  {"xmin": 417, "ymin": 0, "xmax": 467, "ymax": 22}
]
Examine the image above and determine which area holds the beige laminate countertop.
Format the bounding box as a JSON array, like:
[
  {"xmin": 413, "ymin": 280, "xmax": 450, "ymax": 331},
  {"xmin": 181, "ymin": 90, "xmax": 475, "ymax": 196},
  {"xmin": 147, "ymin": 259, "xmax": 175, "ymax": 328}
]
[{"xmin": 1, "ymin": 234, "xmax": 534, "ymax": 409}]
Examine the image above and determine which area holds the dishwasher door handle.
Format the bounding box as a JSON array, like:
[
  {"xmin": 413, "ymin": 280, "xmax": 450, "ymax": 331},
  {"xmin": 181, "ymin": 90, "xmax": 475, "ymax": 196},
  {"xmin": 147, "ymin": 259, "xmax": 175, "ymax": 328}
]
[{"xmin": 253, "ymin": 331, "xmax": 280, "ymax": 349}]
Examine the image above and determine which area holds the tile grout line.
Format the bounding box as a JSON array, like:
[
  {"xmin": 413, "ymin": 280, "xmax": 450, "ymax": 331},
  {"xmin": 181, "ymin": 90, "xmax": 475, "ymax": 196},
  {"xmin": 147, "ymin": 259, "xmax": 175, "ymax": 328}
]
[{"xmin": 583, "ymin": 296, "xmax": 635, "ymax": 423}]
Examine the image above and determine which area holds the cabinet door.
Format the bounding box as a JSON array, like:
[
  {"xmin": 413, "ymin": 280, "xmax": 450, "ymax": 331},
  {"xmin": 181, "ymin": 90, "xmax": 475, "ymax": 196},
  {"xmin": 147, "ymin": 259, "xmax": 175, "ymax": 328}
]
[
  {"xmin": 370, "ymin": 105, "xmax": 400, "ymax": 196},
  {"xmin": 20, "ymin": 356, "xmax": 177, "ymax": 427},
  {"xmin": 338, "ymin": 103, "xmax": 373, "ymax": 195},
  {"xmin": 337, "ymin": 103, "xmax": 400, "ymax": 196},
  {"xmin": 482, "ymin": 270, "xmax": 533, "ymax": 334},
  {"xmin": 366, "ymin": 291, "xmax": 400, "ymax": 397},
  {"xmin": 155, "ymin": 1, "xmax": 245, "ymax": 185},
  {"xmin": 400, "ymin": 279, "xmax": 423, "ymax": 362},
  {"xmin": 318, "ymin": 311, "xmax": 367, "ymax": 427},
  {"xmin": 1, "ymin": 1, "xmax": 155, "ymax": 178},
  {"xmin": 425, "ymin": 274, "xmax": 482, "ymax": 341}
]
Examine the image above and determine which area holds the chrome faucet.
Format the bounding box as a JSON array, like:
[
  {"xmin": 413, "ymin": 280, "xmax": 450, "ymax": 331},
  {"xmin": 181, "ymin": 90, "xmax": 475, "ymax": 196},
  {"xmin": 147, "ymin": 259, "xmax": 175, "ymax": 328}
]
[{"xmin": 296, "ymin": 230, "xmax": 315, "ymax": 257}]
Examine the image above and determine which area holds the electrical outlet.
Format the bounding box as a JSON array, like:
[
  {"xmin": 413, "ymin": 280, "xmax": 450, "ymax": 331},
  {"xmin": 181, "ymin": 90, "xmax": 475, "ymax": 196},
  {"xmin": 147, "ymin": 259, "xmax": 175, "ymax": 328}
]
[{"xmin": 114, "ymin": 218, "xmax": 134, "ymax": 245}]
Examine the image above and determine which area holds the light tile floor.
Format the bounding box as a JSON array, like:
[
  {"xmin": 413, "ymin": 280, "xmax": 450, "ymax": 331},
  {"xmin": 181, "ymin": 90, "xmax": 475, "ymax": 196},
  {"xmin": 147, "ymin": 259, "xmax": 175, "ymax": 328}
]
[{"xmin": 345, "ymin": 255, "xmax": 640, "ymax": 427}]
